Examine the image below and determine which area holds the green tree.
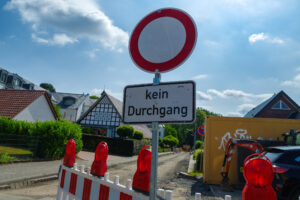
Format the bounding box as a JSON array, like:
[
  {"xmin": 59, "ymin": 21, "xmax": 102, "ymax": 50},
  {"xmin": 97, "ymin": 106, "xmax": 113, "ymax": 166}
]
[
  {"xmin": 163, "ymin": 135, "xmax": 179, "ymax": 148},
  {"xmin": 116, "ymin": 125, "xmax": 134, "ymax": 138},
  {"xmin": 164, "ymin": 125, "xmax": 178, "ymax": 138},
  {"xmin": 40, "ymin": 83, "xmax": 56, "ymax": 92},
  {"xmin": 169, "ymin": 108, "xmax": 220, "ymax": 146},
  {"xmin": 90, "ymin": 95, "xmax": 99, "ymax": 99}
]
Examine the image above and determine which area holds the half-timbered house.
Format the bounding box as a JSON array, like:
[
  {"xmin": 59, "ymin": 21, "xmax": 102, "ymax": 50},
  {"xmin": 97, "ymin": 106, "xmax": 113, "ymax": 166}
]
[{"xmin": 77, "ymin": 91, "xmax": 152, "ymax": 139}]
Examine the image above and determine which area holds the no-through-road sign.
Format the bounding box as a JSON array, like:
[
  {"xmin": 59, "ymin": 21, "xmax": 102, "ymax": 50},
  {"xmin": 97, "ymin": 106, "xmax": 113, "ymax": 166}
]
[
  {"xmin": 122, "ymin": 81, "xmax": 195, "ymax": 124},
  {"xmin": 129, "ymin": 8, "xmax": 197, "ymax": 73}
]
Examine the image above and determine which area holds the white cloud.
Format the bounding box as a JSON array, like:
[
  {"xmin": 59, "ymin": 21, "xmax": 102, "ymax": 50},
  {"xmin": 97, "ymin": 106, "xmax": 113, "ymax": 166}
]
[
  {"xmin": 182, "ymin": 0, "xmax": 284, "ymax": 24},
  {"xmin": 31, "ymin": 34, "xmax": 49, "ymax": 44},
  {"xmin": 207, "ymin": 89, "xmax": 226, "ymax": 98},
  {"xmin": 248, "ymin": 32, "xmax": 284, "ymax": 44},
  {"xmin": 207, "ymin": 89, "xmax": 272, "ymax": 101},
  {"xmin": 281, "ymin": 73, "xmax": 300, "ymax": 88},
  {"xmin": 226, "ymin": 112, "xmax": 243, "ymax": 117},
  {"xmin": 225, "ymin": 104, "xmax": 255, "ymax": 117},
  {"xmin": 5, "ymin": 0, "xmax": 129, "ymax": 50},
  {"xmin": 248, "ymin": 33, "xmax": 268, "ymax": 43},
  {"xmin": 91, "ymin": 88, "xmax": 122, "ymax": 100},
  {"xmin": 203, "ymin": 40, "xmax": 221, "ymax": 48},
  {"xmin": 192, "ymin": 74, "xmax": 208, "ymax": 80},
  {"xmin": 86, "ymin": 48, "xmax": 100, "ymax": 58},
  {"xmin": 197, "ymin": 91, "xmax": 212, "ymax": 101},
  {"xmin": 32, "ymin": 33, "xmax": 77, "ymax": 46},
  {"xmin": 237, "ymin": 104, "xmax": 255, "ymax": 114}
]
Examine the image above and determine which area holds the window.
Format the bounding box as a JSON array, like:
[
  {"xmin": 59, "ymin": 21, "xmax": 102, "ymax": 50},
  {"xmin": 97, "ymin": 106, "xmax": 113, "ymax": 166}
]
[
  {"xmin": 271, "ymin": 100, "xmax": 290, "ymax": 110},
  {"xmin": 0, "ymin": 72, "xmax": 7, "ymax": 82},
  {"xmin": 63, "ymin": 97, "xmax": 76, "ymax": 106}
]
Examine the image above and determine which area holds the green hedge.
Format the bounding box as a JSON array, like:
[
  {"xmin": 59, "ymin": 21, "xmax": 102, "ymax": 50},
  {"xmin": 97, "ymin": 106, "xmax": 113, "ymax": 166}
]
[
  {"xmin": 0, "ymin": 117, "xmax": 82, "ymax": 159},
  {"xmin": 82, "ymin": 134, "xmax": 150, "ymax": 156},
  {"xmin": 194, "ymin": 149, "xmax": 204, "ymax": 172},
  {"xmin": 116, "ymin": 125, "xmax": 134, "ymax": 138},
  {"xmin": 133, "ymin": 130, "xmax": 144, "ymax": 140},
  {"xmin": 195, "ymin": 140, "xmax": 204, "ymax": 149}
]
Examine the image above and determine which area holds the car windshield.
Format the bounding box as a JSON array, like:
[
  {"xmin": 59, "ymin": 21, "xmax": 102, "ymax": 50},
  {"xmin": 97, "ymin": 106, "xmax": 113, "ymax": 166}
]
[{"xmin": 264, "ymin": 152, "xmax": 283, "ymax": 163}]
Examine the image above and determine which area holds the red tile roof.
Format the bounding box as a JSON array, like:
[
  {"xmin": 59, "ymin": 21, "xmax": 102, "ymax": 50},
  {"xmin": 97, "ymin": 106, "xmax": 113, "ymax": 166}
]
[{"xmin": 0, "ymin": 89, "xmax": 58, "ymax": 119}]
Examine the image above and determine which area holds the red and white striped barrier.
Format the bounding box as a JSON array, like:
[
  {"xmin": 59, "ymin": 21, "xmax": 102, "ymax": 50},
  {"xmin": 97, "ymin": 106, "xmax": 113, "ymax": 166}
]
[{"xmin": 56, "ymin": 163, "xmax": 172, "ymax": 200}]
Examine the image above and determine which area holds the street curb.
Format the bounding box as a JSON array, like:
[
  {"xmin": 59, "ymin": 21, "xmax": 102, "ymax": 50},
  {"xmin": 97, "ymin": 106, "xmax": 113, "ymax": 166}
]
[
  {"xmin": 0, "ymin": 152, "xmax": 174, "ymax": 190},
  {"xmin": 0, "ymin": 173, "xmax": 58, "ymax": 190},
  {"xmin": 177, "ymin": 172, "xmax": 202, "ymax": 181}
]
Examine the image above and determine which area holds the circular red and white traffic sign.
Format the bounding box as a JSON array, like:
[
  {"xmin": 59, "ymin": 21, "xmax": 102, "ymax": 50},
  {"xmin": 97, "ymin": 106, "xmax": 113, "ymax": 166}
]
[
  {"xmin": 198, "ymin": 126, "xmax": 205, "ymax": 136},
  {"xmin": 129, "ymin": 8, "xmax": 197, "ymax": 73}
]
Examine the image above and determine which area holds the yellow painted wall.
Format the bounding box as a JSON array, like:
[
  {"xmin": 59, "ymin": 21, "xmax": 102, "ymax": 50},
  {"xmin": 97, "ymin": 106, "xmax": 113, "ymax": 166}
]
[{"xmin": 203, "ymin": 116, "xmax": 300, "ymax": 185}]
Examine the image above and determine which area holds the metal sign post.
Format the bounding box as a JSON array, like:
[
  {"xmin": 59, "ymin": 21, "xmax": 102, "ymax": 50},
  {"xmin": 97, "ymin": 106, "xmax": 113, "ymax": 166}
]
[
  {"xmin": 150, "ymin": 70, "xmax": 160, "ymax": 200},
  {"xmin": 127, "ymin": 8, "xmax": 197, "ymax": 200},
  {"xmin": 193, "ymin": 123, "xmax": 197, "ymax": 151}
]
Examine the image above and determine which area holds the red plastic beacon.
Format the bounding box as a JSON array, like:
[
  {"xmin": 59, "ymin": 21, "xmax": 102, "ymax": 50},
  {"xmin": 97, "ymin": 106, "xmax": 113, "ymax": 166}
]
[
  {"xmin": 91, "ymin": 141, "xmax": 109, "ymax": 177},
  {"xmin": 242, "ymin": 153, "xmax": 277, "ymax": 200},
  {"xmin": 63, "ymin": 139, "xmax": 76, "ymax": 167},
  {"xmin": 132, "ymin": 145, "xmax": 152, "ymax": 194}
]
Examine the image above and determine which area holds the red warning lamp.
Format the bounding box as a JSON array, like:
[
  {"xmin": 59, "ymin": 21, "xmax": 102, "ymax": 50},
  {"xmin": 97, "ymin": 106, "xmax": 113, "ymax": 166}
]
[
  {"xmin": 91, "ymin": 141, "xmax": 108, "ymax": 177},
  {"xmin": 242, "ymin": 154, "xmax": 277, "ymax": 200},
  {"xmin": 63, "ymin": 139, "xmax": 76, "ymax": 167},
  {"xmin": 132, "ymin": 145, "xmax": 151, "ymax": 194}
]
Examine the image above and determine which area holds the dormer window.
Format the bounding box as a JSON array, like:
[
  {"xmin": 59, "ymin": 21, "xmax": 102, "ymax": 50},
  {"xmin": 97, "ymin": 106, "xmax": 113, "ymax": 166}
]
[
  {"xmin": 14, "ymin": 78, "xmax": 22, "ymax": 86},
  {"xmin": 0, "ymin": 71, "xmax": 7, "ymax": 83},
  {"xmin": 272, "ymin": 100, "xmax": 290, "ymax": 110},
  {"xmin": 63, "ymin": 97, "xmax": 76, "ymax": 106}
]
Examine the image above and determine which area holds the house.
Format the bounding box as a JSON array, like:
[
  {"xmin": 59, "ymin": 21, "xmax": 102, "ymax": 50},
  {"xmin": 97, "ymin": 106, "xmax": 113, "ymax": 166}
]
[
  {"xmin": 0, "ymin": 67, "xmax": 43, "ymax": 90},
  {"xmin": 77, "ymin": 91, "xmax": 152, "ymax": 139},
  {"xmin": 50, "ymin": 92, "xmax": 97, "ymax": 122},
  {"xmin": 0, "ymin": 90, "xmax": 58, "ymax": 122},
  {"xmin": 244, "ymin": 91, "xmax": 300, "ymax": 119}
]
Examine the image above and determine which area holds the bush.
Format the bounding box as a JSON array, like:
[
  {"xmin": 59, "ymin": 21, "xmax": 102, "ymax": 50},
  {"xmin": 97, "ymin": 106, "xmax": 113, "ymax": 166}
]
[
  {"xmin": 116, "ymin": 125, "xmax": 134, "ymax": 138},
  {"xmin": 0, "ymin": 116, "xmax": 83, "ymax": 159},
  {"xmin": 133, "ymin": 130, "xmax": 144, "ymax": 140},
  {"xmin": 159, "ymin": 136, "xmax": 164, "ymax": 148},
  {"xmin": 0, "ymin": 152, "xmax": 16, "ymax": 163},
  {"xmin": 195, "ymin": 140, "xmax": 204, "ymax": 149},
  {"xmin": 82, "ymin": 127, "xmax": 95, "ymax": 134},
  {"xmin": 82, "ymin": 134, "xmax": 150, "ymax": 156},
  {"xmin": 163, "ymin": 135, "xmax": 179, "ymax": 148},
  {"xmin": 194, "ymin": 149, "xmax": 204, "ymax": 172},
  {"xmin": 158, "ymin": 146, "xmax": 170, "ymax": 152}
]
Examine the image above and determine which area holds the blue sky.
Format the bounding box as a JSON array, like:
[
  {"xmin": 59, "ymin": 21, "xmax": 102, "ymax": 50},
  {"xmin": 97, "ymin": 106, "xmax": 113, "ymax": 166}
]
[{"xmin": 1, "ymin": 0, "xmax": 300, "ymax": 116}]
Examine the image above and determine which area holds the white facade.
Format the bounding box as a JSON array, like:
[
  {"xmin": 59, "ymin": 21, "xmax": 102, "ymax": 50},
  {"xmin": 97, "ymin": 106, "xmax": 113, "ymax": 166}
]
[
  {"xmin": 14, "ymin": 95, "xmax": 56, "ymax": 122},
  {"xmin": 61, "ymin": 108, "xmax": 77, "ymax": 122}
]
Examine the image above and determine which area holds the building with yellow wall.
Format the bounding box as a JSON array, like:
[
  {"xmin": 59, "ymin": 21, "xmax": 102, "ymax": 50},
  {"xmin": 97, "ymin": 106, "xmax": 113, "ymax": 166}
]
[{"xmin": 204, "ymin": 116, "xmax": 300, "ymax": 185}]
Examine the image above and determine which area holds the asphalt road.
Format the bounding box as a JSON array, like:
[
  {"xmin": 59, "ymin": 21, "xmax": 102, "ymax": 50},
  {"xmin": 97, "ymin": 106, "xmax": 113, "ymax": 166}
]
[{"xmin": 0, "ymin": 152, "xmax": 191, "ymax": 200}]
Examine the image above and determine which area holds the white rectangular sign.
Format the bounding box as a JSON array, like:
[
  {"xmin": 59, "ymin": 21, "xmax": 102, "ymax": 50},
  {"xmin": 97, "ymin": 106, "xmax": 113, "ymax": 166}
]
[{"xmin": 123, "ymin": 81, "xmax": 195, "ymax": 124}]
